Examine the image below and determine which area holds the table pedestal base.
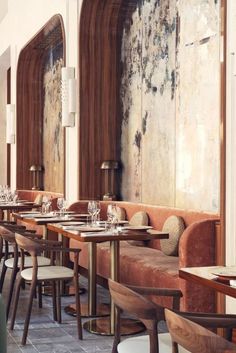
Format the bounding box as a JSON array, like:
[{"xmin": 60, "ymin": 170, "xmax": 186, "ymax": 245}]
[
  {"xmin": 65, "ymin": 303, "xmax": 110, "ymax": 318},
  {"xmin": 83, "ymin": 317, "xmax": 145, "ymax": 336}
]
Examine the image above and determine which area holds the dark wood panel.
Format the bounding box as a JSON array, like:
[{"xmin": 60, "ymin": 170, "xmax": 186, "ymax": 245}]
[
  {"xmin": 16, "ymin": 15, "xmax": 65, "ymax": 192},
  {"xmin": 79, "ymin": 0, "xmax": 137, "ymax": 200}
]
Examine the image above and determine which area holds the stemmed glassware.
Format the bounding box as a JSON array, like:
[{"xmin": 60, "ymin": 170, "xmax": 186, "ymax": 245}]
[
  {"xmin": 88, "ymin": 201, "xmax": 98, "ymax": 226},
  {"xmin": 107, "ymin": 204, "xmax": 119, "ymax": 232},
  {"xmin": 57, "ymin": 197, "xmax": 65, "ymax": 217}
]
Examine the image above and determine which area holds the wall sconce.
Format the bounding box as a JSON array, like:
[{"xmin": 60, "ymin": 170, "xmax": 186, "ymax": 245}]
[
  {"xmin": 61, "ymin": 67, "xmax": 76, "ymax": 127},
  {"xmin": 6, "ymin": 104, "xmax": 15, "ymax": 144},
  {"xmin": 29, "ymin": 165, "xmax": 43, "ymax": 190},
  {"xmin": 100, "ymin": 160, "xmax": 119, "ymax": 200}
]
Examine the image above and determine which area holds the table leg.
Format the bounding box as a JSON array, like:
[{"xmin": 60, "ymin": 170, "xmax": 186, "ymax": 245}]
[
  {"xmin": 83, "ymin": 240, "xmax": 144, "ymax": 335},
  {"xmin": 65, "ymin": 242, "xmax": 109, "ymax": 318}
]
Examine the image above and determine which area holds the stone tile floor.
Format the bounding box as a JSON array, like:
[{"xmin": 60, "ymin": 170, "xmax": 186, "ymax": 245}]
[{"xmin": 3, "ymin": 274, "xmax": 167, "ymax": 353}]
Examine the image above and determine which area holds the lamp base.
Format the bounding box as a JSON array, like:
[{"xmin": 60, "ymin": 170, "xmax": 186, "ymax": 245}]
[{"xmin": 102, "ymin": 194, "xmax": 116, "ymax": 201}]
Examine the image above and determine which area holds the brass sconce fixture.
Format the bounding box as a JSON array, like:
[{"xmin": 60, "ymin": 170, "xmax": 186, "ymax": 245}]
[
  {"xmin": 29, "ymin": 165, "xmax": 43, "ymax": 190},
  {"xmin": 100, "ymin": 160, "xmax": 119, "ymax": 201}
]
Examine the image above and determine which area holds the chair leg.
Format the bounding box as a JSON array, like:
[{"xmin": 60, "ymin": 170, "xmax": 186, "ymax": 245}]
[
  {"xmin": 74, "ymin": 275, "xmax": 82, "ymax": 340},
  {"xmin": 52, "ymin": 281, "xmax": 57, "ymax": 322},
  {"xmin": 9, "ymin": 276, "xmax": 24, "ymax": 330},
  {"xmin": 6, "ymin": 267, "xmax": 18, "ymax": 320},
  {"xmin": 0, "ymin": 263, "xmax": 7, "ymax": 293},
  {"xmin": 38, "ymin": 283, "xmax": 42, "ymax": 308},
  {"xmin": 56, "ymin": 281, "xmax": 61, "ymax": 324},
  {"xmin": 21, "ymin": 279, "xmax": 37, "ymax": 345}
]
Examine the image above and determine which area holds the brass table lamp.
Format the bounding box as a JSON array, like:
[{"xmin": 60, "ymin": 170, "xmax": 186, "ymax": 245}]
[{"xmin": 100, "ymin": 160, "xmax": 119, "ymax": 201}]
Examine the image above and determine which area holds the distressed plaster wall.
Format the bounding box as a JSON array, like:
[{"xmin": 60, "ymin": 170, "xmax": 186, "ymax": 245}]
[
  {"xmin": 120, "ymin": 0, "xmax": 220, "ymax": 212},
  {"xmin": 43, "ymin": 43, "xmax": 64, "ymax": 193}
]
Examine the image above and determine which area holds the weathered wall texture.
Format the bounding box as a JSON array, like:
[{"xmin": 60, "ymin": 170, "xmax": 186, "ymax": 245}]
[
  {"xmin": 43, "ymin": 43, "xmax": 64, "ymax": 193},
  {"xmin": 120, "ymin": 0, "xmax": 220, "ymax": 212}
]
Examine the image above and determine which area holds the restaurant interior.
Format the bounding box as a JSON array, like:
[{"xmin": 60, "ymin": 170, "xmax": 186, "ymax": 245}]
[{"xmin": 0, "ymin": 0, "xmax": 236, "ymax": 352}]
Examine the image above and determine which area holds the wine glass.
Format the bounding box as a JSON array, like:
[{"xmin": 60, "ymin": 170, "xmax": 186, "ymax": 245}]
[
  {"xmin": 42, "ymin": 196, "xmax": 49, "ymax": 214},
  {"xmin": 57, "ymin": 197, "xmax": 65, "ymax": 217},
  {"xmin": 88, "ymin": 201, "xmax": 98, "ymax": 226}
]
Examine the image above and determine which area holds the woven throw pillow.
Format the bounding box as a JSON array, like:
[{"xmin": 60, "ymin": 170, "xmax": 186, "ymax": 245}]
[
  {"xmin": 113, "ymin": 206, "xmax": 126, "ymax": 221},
  {"xmin": 34, "ymin": 194, "xmax": 43, "ymax": 205},
  {"xmin": 128, "ymin": 211, "xmax": 149, "ymax": 246},
  {"xmin": 160, "ymin": 216, "xmax": 185, "ymax": 256},
  {"xmin": 129, "ymin": 211, "xmax": 148, "ymax": 226}
]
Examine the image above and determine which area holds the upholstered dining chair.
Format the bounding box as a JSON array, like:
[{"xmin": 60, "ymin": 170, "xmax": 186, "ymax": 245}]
[
  {"xmin": 108, "ymin": 279, "xmax": 236, "ymax": 353},
  {"xmin": 165, "ymin": 309, "xmax": 236, "ymax": 353},
  {"xmin": 1, "ymin": 230, "xmax": 50, "ymax": 320},
  {"xmin": 10, "ymin": 233, "xmax": 83, "ymax": 345}
]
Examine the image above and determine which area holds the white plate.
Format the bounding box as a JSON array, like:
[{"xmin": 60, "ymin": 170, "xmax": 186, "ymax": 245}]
[
  {"xmin": 20, "ymin": 211, "xmax": 41, "ymax": 214},
  {"xmin": 59, "ymin": 221, "xmax": 85, "ymax": 226},
  {"xmin": 212, "ymin": 267, "xmax": 236, "ymax": 279},
  {"xmin": 64, "ymin": 226, "xmax": 105, "ymax": 232},
  {"xmin": 123, "ymin": 225, "xmax": 153, "ymax": 231}
]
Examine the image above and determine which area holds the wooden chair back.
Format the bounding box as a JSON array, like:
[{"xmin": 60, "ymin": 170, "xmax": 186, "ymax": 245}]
[
  {"xmin": 109, "ymin": 278, "xmax": 159, "ymax": 321},
  {"xmin": 15, "ymin": 232, "xmax": 42, "ymax": 257},
  {"xmin": 165, "ymin": 309, "xmax": 236, "ymax": 353}
]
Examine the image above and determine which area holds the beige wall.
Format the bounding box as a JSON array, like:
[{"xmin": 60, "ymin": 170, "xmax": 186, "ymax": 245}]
[{"xmin": 0, "ymin": 47, "xmax": 10, "ymax": 185}]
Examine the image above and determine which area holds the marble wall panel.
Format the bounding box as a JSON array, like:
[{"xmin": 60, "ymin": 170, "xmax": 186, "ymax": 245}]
[
  {"xmin": 175, "ymin": 0, "xmax": 220, "ymax": 212},
  {"xmin": 43, "ymin": 43, "xmax": 64, "ymax": 193},
  {"xmin": 120, "ymin": 0, "xmax": 220, "ymax": 212},
  {"xmin": 121, "ymin": 7, "xmax": 142, "ymax": 202}
]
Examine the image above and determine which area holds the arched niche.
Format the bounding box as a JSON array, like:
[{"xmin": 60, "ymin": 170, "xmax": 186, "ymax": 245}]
[
  {"xmin": 16, "ymin": 14, "xmax": 65, "ymax": 192},
  {"xmin": 79, "ymin": 0, "xmax": 137, "ymax": 200}
]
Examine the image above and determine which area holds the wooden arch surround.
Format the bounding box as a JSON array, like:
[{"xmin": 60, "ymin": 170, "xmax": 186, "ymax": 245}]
[
  {"xmin": 16, "ymin": 15, "xmax": 65, "ymax": 192},
  {"xmin": 79, "ymin": 0, "xmax": 137, "ymax": 200}
]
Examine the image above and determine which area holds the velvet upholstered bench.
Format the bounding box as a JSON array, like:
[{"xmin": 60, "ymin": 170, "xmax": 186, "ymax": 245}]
[{"xmin": 68, "ymin": 201, "xmax": 219, "ymax": 313}]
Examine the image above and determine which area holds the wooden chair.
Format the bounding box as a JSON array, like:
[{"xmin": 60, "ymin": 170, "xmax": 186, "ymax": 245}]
[
  {"xmin": 108, "ymin": 279, "xmax": 187, "ymax": 353},
  {"xmin": 0, "ymin": 224, "xmax": 34, "ymax": 291},
  {"xmin": 165, "ymin": 309, "xmax": 236, "ymax": 353},
  {"xmin": 0, "ymin": 230, "xmax": 50, "ymax": 320},
  {"xmin": 108, "ymin": 279, "xmax": 236, "ymax": 353},
  {"xmin": 9, "ymin": 232, "xmax": 83, "ymax": 345}
]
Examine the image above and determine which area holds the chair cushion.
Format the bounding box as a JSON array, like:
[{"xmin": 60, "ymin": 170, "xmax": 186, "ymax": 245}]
[
  {"xmin": 118, "ymin": 333, "xmax": 189, "ymax": 353},
  {"xmin": 21, "ymin": 265, "xmax": 74, "ymax": 281},
  {"xmin": 128, "ymin": 211, "xmax": 149, "ymax": 246},
  {"xmin": 5, "ymin": 256, "xmax": 51, "ymax": 269},
  {"xmin": 160, "ymin": 216, "xmax": 185, "ymax": 256}
]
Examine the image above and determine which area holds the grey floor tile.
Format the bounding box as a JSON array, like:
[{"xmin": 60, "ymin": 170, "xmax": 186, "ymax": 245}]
[{"xmin": 1, "ymin": 267, "xmax": 167, "ymax": 353}]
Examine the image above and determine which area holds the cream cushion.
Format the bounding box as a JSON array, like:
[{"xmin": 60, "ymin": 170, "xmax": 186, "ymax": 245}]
[
  {"xmin": 129, "ymin": 211, "xmax": 148, "ymax": 226},
  {"xmin": 118, "ymin": 333, "xmax": 189, "ymax": 353},
  {"xmin": 128, "ymin": 211, "xmax": 149, "ymax": 246},
  {"xmin": 113, "ymin": 207, "xmax": 126, "ymax": 221},
  {"xmin": 34, "ymin": 194, "xmax": 43, "ymax": 205},
  {"xmin": 160, "ymin": 216, "xmax": 185, "ymax": 256},
  {"xmin": 5, "ymin": 256, "xmax": 50, "ymax": 268},
  {"xmin": 21, "ymin": 266, "xmax": 74, "ymax": 281}
]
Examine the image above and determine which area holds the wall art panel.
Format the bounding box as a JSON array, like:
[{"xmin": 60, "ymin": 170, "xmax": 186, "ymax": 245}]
[
  {"xmin": 43, "ymin": 43, "xmax": 64, "ymax": 193},
  {"xmin": 120, "ymin": 0, "xmax": 220, "ymax": 212}
]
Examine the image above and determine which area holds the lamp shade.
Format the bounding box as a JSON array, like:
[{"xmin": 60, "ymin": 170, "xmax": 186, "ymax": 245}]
[
  {"xmin": 6, "ymin": 104, "xmax": 15, "ymax": 144},
  {"xmin": 61, "ymin": 67, "xmax": 76, "ymax": 127}
]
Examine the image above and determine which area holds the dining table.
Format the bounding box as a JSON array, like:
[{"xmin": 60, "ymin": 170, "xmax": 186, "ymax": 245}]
[
  {"xmin": 47, "ymin": 222, "xmax": 169, "ymax": 336},
  {"xmin": 0, "ymin": 201, "xmax": 41, "ymax": 221},
  {"xmin": 179, "ymin": 266, "xmax": 236, "ymax": 298},
  {"xmin": 12, "ymin": 211, "xmax": 89, "ymax": 240}
]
